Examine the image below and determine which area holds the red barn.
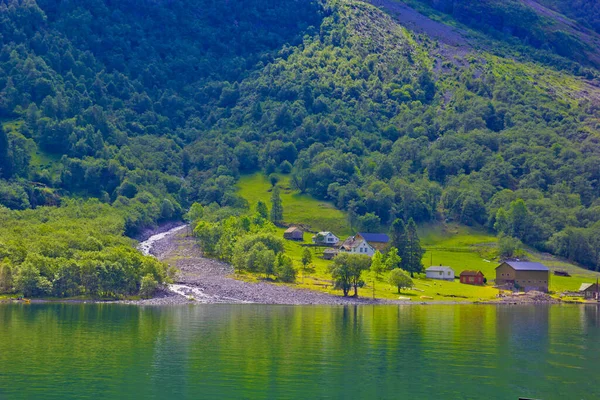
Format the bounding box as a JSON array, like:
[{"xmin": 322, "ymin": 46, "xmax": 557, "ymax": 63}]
[{"xmin": 460, "ymin": 270, "xmax": 484, "ymax": 285}]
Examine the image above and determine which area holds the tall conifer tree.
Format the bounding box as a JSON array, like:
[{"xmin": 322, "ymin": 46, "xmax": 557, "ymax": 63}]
[{"xmin": 270, "ymin": 185, "xmax": 283, "ymax": 224}]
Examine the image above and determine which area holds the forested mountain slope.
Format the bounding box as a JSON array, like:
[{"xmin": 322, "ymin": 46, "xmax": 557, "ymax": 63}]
[{"xmin": 2, "ymin": 0, "xmax": 600, "ymax": 276}]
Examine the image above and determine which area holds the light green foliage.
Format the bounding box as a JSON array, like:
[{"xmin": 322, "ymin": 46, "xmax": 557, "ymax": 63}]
[
  {"xmin": 0, "ymin": 200, "xmax": 171, "ymax": 298},
  {"xmin": 186, "ymin": 203, "xmax": 204, "ymax": 224},
  {"xmin": 370, "ymin": 251, "xmax": 386, "ymax": 279},
  {"xmin": 498, "ymin": 235, "xmax": 524, "ymax": 259},
  {"xmin": 275, "ymin": 253, "xmax": 296, "ymax": 283},
  {"xmin": 328, "ymin": 253, "xmax": 372, "ymax": 297},
  {"xmin": 384, "ymin": 248, "xmax": 402, "ymax": 271},
  {"xmin": 387, "ymin": 269, "xmax": 413, "ymax": 294},
  {"xmin": 302, "ymin": 247, "xmax": 313, "ymax": 268},
  {"xmin": 139, "ymin": 274, "xmax": 159, "ymax": 299},
  {"xmin": 256, "ymin": 201, "xmax": 269, "ymax": 220}
]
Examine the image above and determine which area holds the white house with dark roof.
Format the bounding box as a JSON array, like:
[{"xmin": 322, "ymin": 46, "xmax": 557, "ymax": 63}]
[
  {"xmin": 426, "ymin": 266, "xmax": 455, "ymax": 281},
  {"xmin": 339, "ymin": 235, "xmax": 376, "ymax": 257},
  {"xmin": 356, "ymin": 232, "xmax": 390, "ymax": 250},
  {"xmin": 312, "ymin": 231, "xmax": 340, "ymax": 246}
]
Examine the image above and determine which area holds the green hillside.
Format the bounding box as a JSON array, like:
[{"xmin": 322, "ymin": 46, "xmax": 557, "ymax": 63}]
[
  {"xmin": 1, "ymin": 0, "xmax": 600, "ymax": 297},
  {"xmin": 235, "ymin": 173, "xmax": 600, "ymax": 301}
]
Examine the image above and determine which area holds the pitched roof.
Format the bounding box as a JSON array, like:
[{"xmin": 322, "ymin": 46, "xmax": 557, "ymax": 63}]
[
  {"xmin": 579, "ymin": 283, "xmax": 598, "ymax": 292},
  {"xmin": 285, "ymin": 226, "xmax": 302, "ymax": 233},
  {"xmin": 316, "ymin": 231, "xmax": 333, "ymax": 236},
  {"xmin": 340, "ymin": 235, "xmax": 365, "ymax": 250},
  {"xmin": 500, "ymin": 261, "xmax": 549, "ymax": 272},
  {"xmin": 460, "ymin": 270, "xmax": 483, "ymax": 276},
  {"xmin": 358, "ymin": 233, "xmax": 390, "ymax": 243},
  {"xmin": 427, "ymin": 266, "xmax": 454, "ymax": 272}
]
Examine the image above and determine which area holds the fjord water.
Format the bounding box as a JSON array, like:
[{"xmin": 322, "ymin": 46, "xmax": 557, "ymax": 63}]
[{"xmin": 0, "ymin": 304, "xmax": 598, "ymax": 399}]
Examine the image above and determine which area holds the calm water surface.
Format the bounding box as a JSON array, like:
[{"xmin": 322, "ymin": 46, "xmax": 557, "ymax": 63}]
[{"xmin": 0, "ymin": 304, "xmax": 599, "ymax": 399}]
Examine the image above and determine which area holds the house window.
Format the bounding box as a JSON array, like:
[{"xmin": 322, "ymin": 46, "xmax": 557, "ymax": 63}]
[
  {"xmin": 439, "ymin": 272, "xmax": 442, "ymax": 276},
  {"xmin": 448, "ymin": 272, "xmax": 451, "ymax": 276}
]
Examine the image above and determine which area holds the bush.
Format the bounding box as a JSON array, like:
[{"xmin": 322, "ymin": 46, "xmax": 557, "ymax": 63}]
[
  {"xmin": 498, "ymin": 235, "xmax": 524, "ymax": 259},
  {"xmin": 387, "ymin": 269, "xmax": 413, "ymax": 293},
  {"xmin": 276, "ymin": 254, "xmax": 296, "ymax": 283},
  {"xmin": 139, "ymin": 274, "xmax": 158, "ymax": 298}
]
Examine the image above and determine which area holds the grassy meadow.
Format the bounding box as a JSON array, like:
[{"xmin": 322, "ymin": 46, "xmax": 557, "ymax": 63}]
[{"xmin": 236, "ymin": 173, "xmax": 600, "ymax": 302}]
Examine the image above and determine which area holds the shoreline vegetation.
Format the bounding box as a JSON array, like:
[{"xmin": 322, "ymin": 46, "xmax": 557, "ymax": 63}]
[
  {"xmin": 5, "ymin": 172, "xmax": 600, "ymax": 305},
  {"xmin": 3, "ymin": 173, "xmax": 600, "ymax": 305}
]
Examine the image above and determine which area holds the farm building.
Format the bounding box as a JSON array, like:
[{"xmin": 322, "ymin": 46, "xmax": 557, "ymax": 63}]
[
  {"xmin": 339, "ymin": 235, "xmax": 376, "ymax": 257},
  {"xmin": 312, "ymin": 231, "xmax": 340, "ymax": 246},
  {"xmin": 426, "ymin": 266, "xmax": 455, "ymax": 281},
  {"xmin": 460, "ymin": 270, "xmax": 485, "ymax": 285},
  {"xmin": 579, "ymin": 283, "xmax": 599, "ymax": 300},
  {"xmin": 283, "ymin": 226, "xmax": 304, "ymax": 241},
  {"xmin": 323, "ymin": 248, "xmax": 338, "ymax": 260},
  {"xmin": 495, "ymin": 261, "xmax": 549, "ymax": 292},
  {"xmin": 356, "ymin": 233, "xmax": 390, "ymax": 251}
]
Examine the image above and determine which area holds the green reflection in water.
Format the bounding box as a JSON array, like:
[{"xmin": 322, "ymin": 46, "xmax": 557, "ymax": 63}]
[{"xmin": 0, "ymin": 304, "xmax": 599, "ymax": 399}]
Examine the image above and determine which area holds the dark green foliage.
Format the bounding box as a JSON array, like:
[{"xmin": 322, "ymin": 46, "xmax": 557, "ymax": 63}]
[
  {"xmin": 270, "ymin": 185, "xmax": 283, "ymax": 224},
  {"xmin": 403, "ymin": 219, "xmax": 425, "ymax": 277},
  {"xmin": 416, "ymin": 0, "xmax": 594, "ymax": 65},
  {"xmin": 0, "ymin": 0, "xmax": 600, "ymax": 277}
]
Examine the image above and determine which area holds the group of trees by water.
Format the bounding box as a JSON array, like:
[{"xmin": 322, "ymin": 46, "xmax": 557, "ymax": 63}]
[
  {"xmin": 0, "ymin": 201, "xmax": 173, "ymax": 298},
  {"xmin": 1, "ymin": 0, "xmax": 600, "ymax": 282}
]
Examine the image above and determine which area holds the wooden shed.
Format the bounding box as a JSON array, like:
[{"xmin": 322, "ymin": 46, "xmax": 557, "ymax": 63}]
[
  {"xmin": 284, "ymin": 226, "xmax": 304, "ymax": 241},
  {"xmin": 323, "ymin": 248, "xmax": 338, "ymax": 260},
  {"xmin": 460, "ymin": 270, "xmax": 484, "ymax": 285},
  {"xmin": 579, "ymin": 283, "xmax": 599, "ymax": 300}
]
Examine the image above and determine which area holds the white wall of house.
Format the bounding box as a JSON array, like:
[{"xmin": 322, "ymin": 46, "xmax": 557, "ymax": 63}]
[
  {"xmin": 426, "ymin": 268, "xmax": 455, "ymax": 280},
  {"xmin": 325, "ymin": 233, "xmax": 339, "ymax": 244},
  {"xmin": 341, "ymin": 241, "xmax": 375, "ymax": 257}
]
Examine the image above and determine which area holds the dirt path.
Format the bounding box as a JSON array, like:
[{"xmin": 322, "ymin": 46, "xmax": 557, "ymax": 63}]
[{"xmin": 130, "ymin": 226, "xmax": 400, "ymax": 305}]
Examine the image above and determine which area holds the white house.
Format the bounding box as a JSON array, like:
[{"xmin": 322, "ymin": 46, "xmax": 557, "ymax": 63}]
[
  {"xmin": 312, "ymin": 231, "xmax": 340, "ymax": 246},
  {"xmin": 426, "ymin": 266, "xmax": 455, "ymax": 281},
  {"xmin": 338, "ymin": 235, "xmax": 376, "ymax": 257}
]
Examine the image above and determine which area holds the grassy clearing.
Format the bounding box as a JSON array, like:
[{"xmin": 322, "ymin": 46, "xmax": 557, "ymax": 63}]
[
  {"xmin": 237, "ymin": 173, "xmax": 352, "ymax": 236},
  {"xmin": 236, "ymin": 173, "xmax": 600, "ymax": 301}
]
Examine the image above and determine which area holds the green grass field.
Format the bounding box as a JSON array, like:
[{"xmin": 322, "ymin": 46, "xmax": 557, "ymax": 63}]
[
  {"xmin": 237, "ymin": 173, "xmax": 352, "ymax": 236},
  {"xmin": 237, "ymin": 172, "xmax": 599, "ymax": 302}
]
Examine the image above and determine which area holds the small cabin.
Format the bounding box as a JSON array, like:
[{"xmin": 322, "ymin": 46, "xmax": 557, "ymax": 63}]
[
  {"xmin": 323, "ymin": 248, "xmax": 338, "ymax": 260},
  {"xmin": 579, "ymin": 283, "xmax": 599, "ymax": 300},
  {"xmin": 460, "ymin": 270, "xmax": 484, "ymax": 285},
  {"xmin": 284, "ymin": 226, "xmax": 304, "ymax": 241},
  {"xmin": 312, "ymin": 231, "xmax": 340, "ymax": 246},
  {"xmin": 426, "ymin": 266, "xmax": 455, "ymax": 281}
]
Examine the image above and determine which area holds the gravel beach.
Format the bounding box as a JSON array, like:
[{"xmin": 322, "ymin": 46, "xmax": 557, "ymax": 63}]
[{"xmin": 128, "ymin": 225, "xmax": 402, "ymax": 306}]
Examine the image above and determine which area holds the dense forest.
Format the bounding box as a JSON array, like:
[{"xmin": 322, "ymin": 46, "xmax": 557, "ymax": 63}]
[{"xmin": 1, "ymin": 0, "xmax": 600, "ymax": 297}]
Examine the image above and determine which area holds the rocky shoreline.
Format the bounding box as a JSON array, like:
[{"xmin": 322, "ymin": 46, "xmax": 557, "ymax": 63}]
[
  {"xmin": 126, "ymin": 226, "xmax": 404, "ymax": 306},
  {"xmin": 0, "ymin": 226, "xmax": 568, "ymax": 306}
]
